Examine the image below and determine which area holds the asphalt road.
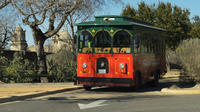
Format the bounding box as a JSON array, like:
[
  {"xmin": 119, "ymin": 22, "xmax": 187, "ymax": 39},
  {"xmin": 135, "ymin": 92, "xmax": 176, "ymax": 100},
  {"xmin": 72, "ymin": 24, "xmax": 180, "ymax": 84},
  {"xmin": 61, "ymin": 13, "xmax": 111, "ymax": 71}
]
[
  {"xmin": 0, "ymin": 77, "xmax": 199, "ymax": 112},
  {"xmin": 0, "ymin": 87, "xmax": 200, "ymax": 112}
]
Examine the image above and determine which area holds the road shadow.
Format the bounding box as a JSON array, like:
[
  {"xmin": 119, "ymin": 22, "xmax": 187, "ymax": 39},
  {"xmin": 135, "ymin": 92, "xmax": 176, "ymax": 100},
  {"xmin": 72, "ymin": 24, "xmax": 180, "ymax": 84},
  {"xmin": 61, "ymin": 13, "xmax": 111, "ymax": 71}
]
[
  {"xmin": 0, "ymin": 87, "xmax": 83, "ymax": 104},
  {"xmin": 46, "ymin": 94, "xmax": 173, "ymax": 104},
  {"xmin": 88, "ymin": 77, "xmax": 195, "ymax": 93}
]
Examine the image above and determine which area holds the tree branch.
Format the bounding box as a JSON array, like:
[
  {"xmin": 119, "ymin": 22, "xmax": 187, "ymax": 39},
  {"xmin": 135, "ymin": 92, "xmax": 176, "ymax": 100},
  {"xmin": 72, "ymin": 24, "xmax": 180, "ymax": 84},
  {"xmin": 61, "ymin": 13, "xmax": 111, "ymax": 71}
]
[
  {"xmin": 0, "ymin": 0, "xmax": 10, "ymax": 9},
  {"xmin": 36, "ymin": 9, "xmax": 47, "ymax": 25},
  {"xmin": 27, "ymin": 2, "xmax": 38, "ymax": 22},
  {"xmin": 35, "ymin": 1, "xmax": 56, "ymax": 25},
  {"xmin": 48, "ymin": 8, "xmax": 57, "ymax": 32},
  {"xmin": 12, "ymin": 0, "xmax": 47, "ymax": 26},
  {"xmin": 11, "ymin": 0, "xmax": 28, "ymax": 16},
  {"xmin": 0, "ymin": 26, "xmax": 12, "ymax": 49},
  {"xmin": 23, "ymin": 15, "xmax": 35, "ymax": 26},
  {"xmin": 45, "ymin": 0, "xmax": 81, "ymax": 37}
]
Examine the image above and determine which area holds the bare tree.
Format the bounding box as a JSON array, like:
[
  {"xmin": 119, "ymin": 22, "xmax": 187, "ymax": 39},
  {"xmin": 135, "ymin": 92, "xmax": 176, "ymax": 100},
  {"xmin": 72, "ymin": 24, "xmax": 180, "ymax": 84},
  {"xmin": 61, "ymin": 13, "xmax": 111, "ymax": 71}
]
[
  {"xmin": 10, "ymin": 0, "xmax": 109, "ymax": 75},
  {"xmin": 0, "ymin": 13, "xmax": 15, "ymax": 49},
  {"xmin": 0, "ymin": 0, "xmax": 16, "ymax": 49},
  {"xmin": 10, "ymin": 0, "xmax": 83, "ymax": 74},
  {"xmin": 0, "ymin": 23, "xmax": 13, "ymax": 49}
]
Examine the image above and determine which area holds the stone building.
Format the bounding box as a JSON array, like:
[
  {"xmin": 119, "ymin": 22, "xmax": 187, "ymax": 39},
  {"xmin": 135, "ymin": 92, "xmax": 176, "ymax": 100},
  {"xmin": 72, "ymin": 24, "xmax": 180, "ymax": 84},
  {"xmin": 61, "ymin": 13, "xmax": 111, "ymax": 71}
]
[
  {"xmin": 10, "ymin": 25, "xmax": 28, "ymax": 51},
  {"xmin": 10, "ymin": 25, "xmax": 73, "ymax": 53},
  {"xmin": 28, "ymin": 45, "xmax": 52, "ymax": 53},
  {"xmin": 28, "ymin": 29, "xmax": 73, "ymax": 53},
  {"xmin": 51, "ymin": 29, "xmax": 73, "ymax": 53}
]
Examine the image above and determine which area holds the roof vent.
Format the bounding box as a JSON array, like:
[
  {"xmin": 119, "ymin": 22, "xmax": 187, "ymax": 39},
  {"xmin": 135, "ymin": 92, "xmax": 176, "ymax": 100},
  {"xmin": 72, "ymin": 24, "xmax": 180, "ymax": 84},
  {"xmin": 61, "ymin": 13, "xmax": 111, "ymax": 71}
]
[{"xmin": 103, "ymin": 17, "xmax": 115, "ymax": 21}]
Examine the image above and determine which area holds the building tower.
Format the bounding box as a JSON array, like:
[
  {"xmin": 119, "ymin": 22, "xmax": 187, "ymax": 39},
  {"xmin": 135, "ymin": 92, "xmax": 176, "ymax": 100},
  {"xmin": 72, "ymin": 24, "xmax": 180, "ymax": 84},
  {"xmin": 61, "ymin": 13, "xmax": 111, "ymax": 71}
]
[{"xmin": 10, "ymin": 25, "xmax": 28, "ymax": 51}]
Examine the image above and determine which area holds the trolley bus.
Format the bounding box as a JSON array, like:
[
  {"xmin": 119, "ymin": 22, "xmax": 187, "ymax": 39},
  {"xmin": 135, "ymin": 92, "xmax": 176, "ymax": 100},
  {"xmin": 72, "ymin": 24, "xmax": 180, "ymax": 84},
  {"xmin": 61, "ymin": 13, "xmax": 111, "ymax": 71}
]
[{"xmin": 75, "ymin": 15, "xmax": 167, "ymax": 90}]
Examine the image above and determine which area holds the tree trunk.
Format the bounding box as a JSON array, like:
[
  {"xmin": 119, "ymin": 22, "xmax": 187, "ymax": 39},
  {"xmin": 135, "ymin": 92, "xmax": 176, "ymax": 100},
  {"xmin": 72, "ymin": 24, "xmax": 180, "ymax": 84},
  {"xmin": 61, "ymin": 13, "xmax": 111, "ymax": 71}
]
[
  {"xmin": 36, "ymin": 39, "xmax": 47, "ymax": 75},
  {"xmin": 31, "ymin": 26, "xmax": 48, "ymax": 76}
]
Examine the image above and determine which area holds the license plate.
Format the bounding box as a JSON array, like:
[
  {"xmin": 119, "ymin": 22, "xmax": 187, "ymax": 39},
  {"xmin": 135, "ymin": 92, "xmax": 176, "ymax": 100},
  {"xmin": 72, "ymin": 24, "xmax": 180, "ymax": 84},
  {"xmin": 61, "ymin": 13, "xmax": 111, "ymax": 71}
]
[{"xmin": 98, "ymin": 69, "xmax": 106, "ymax": 74}]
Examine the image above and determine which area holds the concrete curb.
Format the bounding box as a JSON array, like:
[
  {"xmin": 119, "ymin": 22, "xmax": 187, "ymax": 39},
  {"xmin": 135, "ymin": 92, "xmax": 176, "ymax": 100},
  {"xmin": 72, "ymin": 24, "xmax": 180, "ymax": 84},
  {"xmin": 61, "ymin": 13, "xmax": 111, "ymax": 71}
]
[
  {"xmin": 0, "ymin": 86, "xmax": 83, "ymax": 104},
  {"xmin": 161, "ymin": 88, "xmax": 200, "ymax": 95}
]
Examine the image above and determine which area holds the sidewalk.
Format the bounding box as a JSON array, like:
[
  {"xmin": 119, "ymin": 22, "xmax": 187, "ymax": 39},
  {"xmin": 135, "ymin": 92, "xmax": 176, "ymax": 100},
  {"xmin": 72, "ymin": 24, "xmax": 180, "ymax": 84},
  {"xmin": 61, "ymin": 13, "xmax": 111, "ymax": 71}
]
[
  {"xmin": 161, "ymin": 69, "xmax": 200, "ymax": 95},
  {"xmin": 0, "ymin": 82, "xmax": 82, "ymax": 103},
  {"xmin": 161, "ymin": 86, "xmax": 200, "ymax": 95}
]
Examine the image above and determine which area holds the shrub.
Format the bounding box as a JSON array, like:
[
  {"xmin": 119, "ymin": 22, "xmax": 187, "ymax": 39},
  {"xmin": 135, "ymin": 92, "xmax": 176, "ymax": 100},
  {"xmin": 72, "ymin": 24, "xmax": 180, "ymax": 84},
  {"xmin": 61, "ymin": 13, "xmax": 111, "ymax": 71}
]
[
  {"xmin": 174, "ymin": 38, "xmax": 200, "ymax": 83},
  {"xmin": 166, "ymin": 50, "xmax": 182, "ymax": 70},
  {"xmin": 46, "ymin": 50, "xmax": 76, "ymax": 82},
  {"xmin": 0, "ymin": 55, "xmax": 9, "ymax": 82},
  {"xmin": 0, "ymin": 51, "xmax": 38, "ymax": 83}
]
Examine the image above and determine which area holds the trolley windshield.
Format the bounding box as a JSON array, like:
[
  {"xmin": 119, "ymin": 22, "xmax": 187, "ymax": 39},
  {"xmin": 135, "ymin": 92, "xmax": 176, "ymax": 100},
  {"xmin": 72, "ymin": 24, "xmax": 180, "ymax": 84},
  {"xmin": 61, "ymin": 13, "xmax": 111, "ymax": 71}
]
[{"xmin": 78, "ymin": 30, "xmax": 131, "ymax": 54}]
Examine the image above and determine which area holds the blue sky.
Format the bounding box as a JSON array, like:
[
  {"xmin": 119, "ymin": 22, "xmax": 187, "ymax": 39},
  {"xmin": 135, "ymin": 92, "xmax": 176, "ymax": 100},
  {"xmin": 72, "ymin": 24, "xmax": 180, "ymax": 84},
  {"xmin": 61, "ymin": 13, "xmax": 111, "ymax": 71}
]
[
  {"xmin": 100, "ymin": 0, "xmax": 200, "ymax": 17},
  {"xmin": 24, "ymin": 0, "xmax": 200, "ymax": 45}
]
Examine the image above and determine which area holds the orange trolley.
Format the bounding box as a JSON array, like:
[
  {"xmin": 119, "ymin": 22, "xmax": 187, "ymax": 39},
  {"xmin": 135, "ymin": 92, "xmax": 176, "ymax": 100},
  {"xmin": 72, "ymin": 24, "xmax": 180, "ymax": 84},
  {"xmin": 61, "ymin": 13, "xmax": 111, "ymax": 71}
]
[{"xmin": 75, "ymin": 15, "xmax": 167, "ymax": 90}]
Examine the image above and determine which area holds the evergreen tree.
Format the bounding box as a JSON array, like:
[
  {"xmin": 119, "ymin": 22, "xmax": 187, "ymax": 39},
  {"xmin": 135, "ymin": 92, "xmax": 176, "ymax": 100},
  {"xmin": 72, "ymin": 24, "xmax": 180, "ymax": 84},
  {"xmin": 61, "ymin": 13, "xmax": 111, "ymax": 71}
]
[
  {"xmin": 190, "ymin": 15, "xmax": 200, "ymax": 39},
  {"xmin": 121, "ymin": 4, "xmax": 136, "ymax": 18},
  {"xmin": 121, "ymin": 2, "xmax": 192, "ymax": 49},
  {"xmin": 137, "ymin": 2, "xmax": 155, "ymax": 24}
]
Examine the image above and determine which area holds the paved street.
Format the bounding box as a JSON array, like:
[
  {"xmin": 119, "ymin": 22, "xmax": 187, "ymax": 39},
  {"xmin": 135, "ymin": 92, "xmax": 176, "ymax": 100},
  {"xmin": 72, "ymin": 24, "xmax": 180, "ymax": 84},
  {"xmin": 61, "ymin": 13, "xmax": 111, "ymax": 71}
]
[{"xmin": 0, "ymin": 87, "xmax": 200, "ymax": 112}]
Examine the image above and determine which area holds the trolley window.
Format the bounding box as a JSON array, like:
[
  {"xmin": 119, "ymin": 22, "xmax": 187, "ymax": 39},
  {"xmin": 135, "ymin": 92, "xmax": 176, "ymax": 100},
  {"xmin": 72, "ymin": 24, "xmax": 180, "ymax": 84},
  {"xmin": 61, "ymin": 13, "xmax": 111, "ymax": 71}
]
[
  {"xmin": 78, "ymin": 31, "xmax": 93, "ymax": 53},
  {"xmin": 94, "ymin": 31, "xmax": 111, "ymax": 53},
  {"xmin": 113, "ymin": 30, "xmax": 131, "ymax": 54}
]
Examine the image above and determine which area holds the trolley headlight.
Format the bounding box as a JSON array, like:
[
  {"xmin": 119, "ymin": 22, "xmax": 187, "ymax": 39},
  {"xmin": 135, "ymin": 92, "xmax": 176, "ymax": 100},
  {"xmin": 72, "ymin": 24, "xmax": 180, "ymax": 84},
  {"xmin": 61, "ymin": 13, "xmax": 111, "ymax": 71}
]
[
  {"xmin": 120, "ymin": 64, "xmax": 125, "ymax": 69},
  {"xmin": 126, "ymin": 49, "xmax": 130, "ymax": 53},
  {"xmin": 82, "ymin": 63, "xmax": 87, "ymax": 68}
]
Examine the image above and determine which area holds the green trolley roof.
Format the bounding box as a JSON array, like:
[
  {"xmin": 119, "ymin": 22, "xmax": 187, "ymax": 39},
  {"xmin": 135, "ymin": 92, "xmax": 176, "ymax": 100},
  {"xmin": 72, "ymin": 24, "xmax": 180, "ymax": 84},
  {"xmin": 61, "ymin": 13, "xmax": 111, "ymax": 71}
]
[{"xmin": 77, "ymin": 15, "xmax": 167, "ymax": 32}]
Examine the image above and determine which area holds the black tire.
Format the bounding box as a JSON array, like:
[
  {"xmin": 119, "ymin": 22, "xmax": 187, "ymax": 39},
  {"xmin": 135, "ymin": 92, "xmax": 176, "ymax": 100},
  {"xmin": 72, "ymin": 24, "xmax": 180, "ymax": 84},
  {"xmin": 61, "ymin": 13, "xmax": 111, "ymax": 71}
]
[
  {"xmin": 83, "ymin": 85, "xmax": 92, "ymax": 91},
  {"xmin": 134, "ymin": 72, "xmax": 142, "ymax": 91},
  {"xmin": 153, "ymin": 71, "xmax": 159, "ymax": 87}
]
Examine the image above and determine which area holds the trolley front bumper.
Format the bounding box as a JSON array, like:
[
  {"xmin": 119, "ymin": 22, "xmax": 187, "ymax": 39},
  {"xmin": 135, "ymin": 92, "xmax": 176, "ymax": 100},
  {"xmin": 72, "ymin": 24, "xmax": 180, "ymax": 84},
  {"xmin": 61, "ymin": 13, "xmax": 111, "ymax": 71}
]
[{"xmin": 76, "ymin": 77, "xmax": 133, "ymax": 87}]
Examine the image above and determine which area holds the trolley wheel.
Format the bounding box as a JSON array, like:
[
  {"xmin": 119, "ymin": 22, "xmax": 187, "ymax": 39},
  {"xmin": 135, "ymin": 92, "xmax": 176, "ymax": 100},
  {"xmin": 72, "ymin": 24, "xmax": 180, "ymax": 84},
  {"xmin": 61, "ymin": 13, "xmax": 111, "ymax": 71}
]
[
  {"xmin": 134, "ymin": 72, "xmax": 142, "ymax": 91},
  {"xmin": 153, "ymin": 72, "xmax": 159, "ymax": 87},
  {"xmin": 83, "ymin": 85, "xmax": 92, "ymax": 91}
]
